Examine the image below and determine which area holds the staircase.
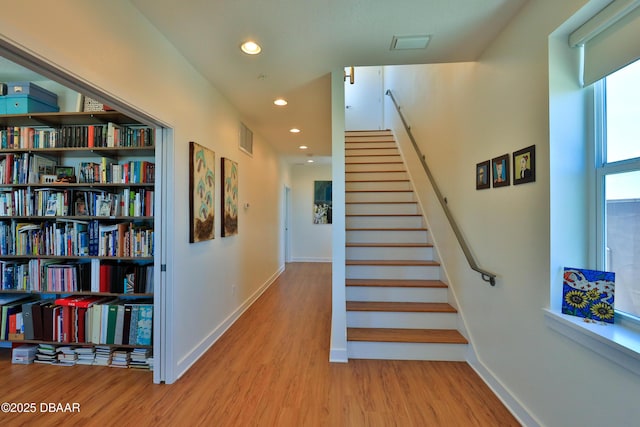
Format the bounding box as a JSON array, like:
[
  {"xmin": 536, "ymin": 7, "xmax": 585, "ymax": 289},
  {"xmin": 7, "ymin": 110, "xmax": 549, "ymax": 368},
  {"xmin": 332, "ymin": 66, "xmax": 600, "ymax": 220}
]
[{"xmin": 345, "ymin": 130, "xmax": 468, "ymax": 361}]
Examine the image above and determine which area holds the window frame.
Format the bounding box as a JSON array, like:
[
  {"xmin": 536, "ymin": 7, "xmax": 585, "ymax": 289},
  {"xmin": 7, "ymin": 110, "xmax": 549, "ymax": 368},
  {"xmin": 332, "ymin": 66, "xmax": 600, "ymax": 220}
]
[{"xmin": 594, "ymin": 73, "xmax": 640, "ymax": 324}]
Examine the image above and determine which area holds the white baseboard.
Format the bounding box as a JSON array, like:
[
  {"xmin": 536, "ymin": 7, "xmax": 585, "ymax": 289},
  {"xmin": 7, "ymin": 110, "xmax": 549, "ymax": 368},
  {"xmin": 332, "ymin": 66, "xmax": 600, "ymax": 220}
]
[
  {"xmin": 174, "ymin": 265, "xmax": 285, "ymax": 381},
  {"xmin": 467, "ymin": 351, "xmax": 541, "ymax": 427},
  {"xmin": 329, "ymin": 347, "xmax": 348, "ymax": 363}
]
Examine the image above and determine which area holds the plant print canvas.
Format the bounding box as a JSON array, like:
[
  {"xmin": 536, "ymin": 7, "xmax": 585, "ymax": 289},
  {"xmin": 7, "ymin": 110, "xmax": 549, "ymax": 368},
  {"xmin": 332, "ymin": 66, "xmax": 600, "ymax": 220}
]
[
  {"xmin": 189, "ymin": 141, "xmax": 215, "ymax": 242},
  {"xmin": 221, "ymin": 157, "xmax": 238, "ymax": 237}
]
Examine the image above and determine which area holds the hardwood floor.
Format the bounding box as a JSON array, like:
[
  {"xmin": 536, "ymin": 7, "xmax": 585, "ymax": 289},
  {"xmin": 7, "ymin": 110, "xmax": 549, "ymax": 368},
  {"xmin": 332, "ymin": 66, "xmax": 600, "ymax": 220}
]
[{"xmin": 0, "ymin": 262, "xmax": 520, "ymax": 426}]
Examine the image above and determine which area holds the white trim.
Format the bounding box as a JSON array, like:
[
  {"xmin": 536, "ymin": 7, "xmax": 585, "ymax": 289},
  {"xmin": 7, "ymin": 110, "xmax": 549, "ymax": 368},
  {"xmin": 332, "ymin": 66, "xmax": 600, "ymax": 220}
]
[
  {"xmin": 467, "ymin": 351, "xmax": 542, "ymax": 427},
  {"xmin": 544, "ymin": 308, "xmax": 640, "ymax": 376},
  {"xmin": 329, "ymin": 347, "xmax": 348, "ymax": 363},
  {"xmin": 172, "ymin": 265, "xmax": 285, "ymax": 382}
]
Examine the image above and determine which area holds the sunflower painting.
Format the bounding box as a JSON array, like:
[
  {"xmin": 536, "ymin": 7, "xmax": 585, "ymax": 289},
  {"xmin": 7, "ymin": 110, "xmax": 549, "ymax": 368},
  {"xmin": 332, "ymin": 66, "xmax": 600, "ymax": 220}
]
[
  {"xmin": 562, "ymin": 267, "xmax": 615, "ymax": 323},
  {"xmin": 221, "ymin": 157, "xmax": 238, "ymax": 237},
  {"xmin": 189, "ymin": 142, "xmax": 215, "ymax": 243}
]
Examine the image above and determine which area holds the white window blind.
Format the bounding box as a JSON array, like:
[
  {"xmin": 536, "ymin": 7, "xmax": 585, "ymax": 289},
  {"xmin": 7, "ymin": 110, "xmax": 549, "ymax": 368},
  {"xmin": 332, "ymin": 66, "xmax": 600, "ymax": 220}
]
[{"xmin": 569, "ymin": 0, "xmax": 640, "ymax": 86}]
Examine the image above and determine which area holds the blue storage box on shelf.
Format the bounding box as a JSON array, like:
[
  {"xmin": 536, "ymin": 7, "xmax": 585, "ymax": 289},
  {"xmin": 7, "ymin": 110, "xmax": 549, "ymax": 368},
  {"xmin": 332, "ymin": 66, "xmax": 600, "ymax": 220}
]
[
  {"xmin": 0, "ymin": 81, "xmax": 59, "ymax": 114},
  {"xmin": 1, "ymin": 95, "xmax": 60, "ymax": 114},
  {"xmin": 6, "ymin": 81, "xmax": 58, "ymax": 106}
]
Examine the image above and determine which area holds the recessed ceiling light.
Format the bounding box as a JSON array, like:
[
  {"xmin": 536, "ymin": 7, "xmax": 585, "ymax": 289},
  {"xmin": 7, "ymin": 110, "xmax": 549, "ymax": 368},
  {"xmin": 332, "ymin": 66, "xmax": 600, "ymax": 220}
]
[
  {"xmin": 299, "ymin": 145, "xmax": 308, "ymax": 150},
  {"xmin": 290, "ymin": 128, "xmax": 301, "ymax": 133},
  {"xmin": 274, "ymin": 98, "xmax": 287, "ymax": 106},
  {"xmin": 307, "ymin": 159, "xmax": 315, "ymax": 163},
  {"xmin": 240, "ymin": 40, "xmax": 262, "ymax": 55}
]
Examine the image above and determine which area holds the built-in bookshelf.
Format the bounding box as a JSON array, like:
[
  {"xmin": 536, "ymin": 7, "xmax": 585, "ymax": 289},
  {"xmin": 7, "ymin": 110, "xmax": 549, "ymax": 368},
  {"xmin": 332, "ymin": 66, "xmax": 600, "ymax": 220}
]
[{"xmin": 0, "ymin": 111, "xmax": 155, "ymax": 369}]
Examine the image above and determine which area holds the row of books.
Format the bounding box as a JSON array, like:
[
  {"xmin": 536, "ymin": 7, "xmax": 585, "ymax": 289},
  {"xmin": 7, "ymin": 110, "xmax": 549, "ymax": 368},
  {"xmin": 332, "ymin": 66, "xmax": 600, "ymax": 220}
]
[
  {"xmin": 1, "ymin": 294, "xmax": 153, "ymax": 346},
  {"xmin": 0, "ymin": 220, "xmax": 154, "ymax": 258},
  {"xmin": 0, "ymin": 187, "xmax": 154, "ymax": 217},
  {"xmin": 0, "ymin": 259, "xmax": 153, "ymax": 293},
  {"xmin": 78, "ymin": 159, "xmax": 155, "ymax": 184},
  {"xmin": 0, "ymin": 153, "xmax": 155, "ymax": 186},
  {"xmin": 1, "ymin": 123, "xmax": 154, "ymax": 150},
  {"xmin": 33, "ymin": 344, "xmax": 152, "ymax": 369}
]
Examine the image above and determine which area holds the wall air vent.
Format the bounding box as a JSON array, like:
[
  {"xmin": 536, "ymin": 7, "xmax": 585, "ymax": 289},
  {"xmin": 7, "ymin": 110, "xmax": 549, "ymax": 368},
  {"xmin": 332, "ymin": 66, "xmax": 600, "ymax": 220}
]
[
  {"xmin": 239, "ymin": 122, "xmax": 253, "ymax": 156},
  {"xmin": 390, "ymin": 35, "xmax": 431, "ymax": 50}
]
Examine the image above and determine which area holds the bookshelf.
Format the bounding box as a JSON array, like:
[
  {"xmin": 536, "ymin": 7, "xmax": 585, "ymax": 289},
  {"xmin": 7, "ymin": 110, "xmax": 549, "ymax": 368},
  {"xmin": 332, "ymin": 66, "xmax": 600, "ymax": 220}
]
[{"xmin": 0, "ymin": 111, "xmax": 155, "ymax": 369}]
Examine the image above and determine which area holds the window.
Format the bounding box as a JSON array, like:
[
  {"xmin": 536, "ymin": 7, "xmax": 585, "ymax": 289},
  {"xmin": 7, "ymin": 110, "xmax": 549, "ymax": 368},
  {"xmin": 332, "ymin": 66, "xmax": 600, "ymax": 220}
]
[{"xmin": 595, "ymin": 58, "xmax": 640, "ymax": 320}]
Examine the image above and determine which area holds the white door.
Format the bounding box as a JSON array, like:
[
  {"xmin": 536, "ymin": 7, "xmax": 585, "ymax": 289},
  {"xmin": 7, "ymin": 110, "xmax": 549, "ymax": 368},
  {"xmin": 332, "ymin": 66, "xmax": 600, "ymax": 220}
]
[{"xmin": 344, "ymin": 66, "xmax": 384, "ymax": 131}]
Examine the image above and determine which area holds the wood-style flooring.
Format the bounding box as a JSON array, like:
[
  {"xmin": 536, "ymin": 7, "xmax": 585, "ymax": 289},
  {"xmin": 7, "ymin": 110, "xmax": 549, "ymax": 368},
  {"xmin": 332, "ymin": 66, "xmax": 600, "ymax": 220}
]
[{"xmin": 0, "ymin": 262, "xmax": 520, "ymax": 426}]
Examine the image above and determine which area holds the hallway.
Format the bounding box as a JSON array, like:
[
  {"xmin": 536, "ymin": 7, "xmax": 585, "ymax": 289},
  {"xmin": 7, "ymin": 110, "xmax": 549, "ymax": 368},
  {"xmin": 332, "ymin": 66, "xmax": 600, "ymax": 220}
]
[{"xmin": 0, "ymin": 262, "xmax": 519, "ymax": 426}]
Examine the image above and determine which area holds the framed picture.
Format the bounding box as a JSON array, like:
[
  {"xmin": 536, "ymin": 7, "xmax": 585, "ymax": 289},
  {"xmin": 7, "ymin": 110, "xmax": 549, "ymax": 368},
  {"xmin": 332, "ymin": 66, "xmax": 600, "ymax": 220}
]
[
  {"xmin": 476, "ymin": 160, "xmax": 490, "ymax": 190},
  {"xmin": 492, "ymin": 154, "xmax": 510, "ymax": 188},
  {"xmin": 189, "ymin": 141, "xmax": 215, "ymax": 243},
  {"xmin": 55, "ymin": 166, "xmax": 75, "ymax": 181},
  {"xmin": 221, "ymin": 157, "xmax": 238, "ymax": 237},
  {"xmin": 562, "ymin": 267, "xmax": 615, "ymax": 324},
  {"xmin": 313, "ymin": 181, "xmax": 332, "ymax": 224},
  {"xmin": 513, "ymin": 145, "xmax": 536, "ymax": 185}
]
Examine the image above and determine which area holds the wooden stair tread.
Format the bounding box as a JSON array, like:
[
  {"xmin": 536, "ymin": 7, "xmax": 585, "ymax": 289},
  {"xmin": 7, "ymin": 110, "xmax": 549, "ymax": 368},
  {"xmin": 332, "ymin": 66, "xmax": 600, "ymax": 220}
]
[
  {"xmin": 346, "ymin": 213, "xmax": 421, "ymax": 217},
  {"xmin": 346, "ymin": 242, "xmax": 432, "ymax": 247},
  {"xmin": 345, "ymin": 179, "xmax": 409, "ymax": 183},
  {"xmin": 346, "ymin": 189, "xmax": 413, "ymax": 193},
  {"xmin": 345, "ymin": 161, "xmax": 404, "ymax": 165},
  {"xmin": 346, "ymin": 278, "xmax": 445, "ymax": 288},
  {"xmin": 346, "ymin": 201, "xmax": 417, "ymax": 204},
  {"xmin": 346, "ymin": 227, "xmax": 427, "ymax": 231},
  {"xmin": 347, "ymin": 328, "xmax": 468, "ymax": 344},
  {"xmin": 346, "ymin": 260, "xmax": 439, "ymax": 266},
  {"xmin": 346, "ymin": 301, "xmax": 456, "ymax": 313}
]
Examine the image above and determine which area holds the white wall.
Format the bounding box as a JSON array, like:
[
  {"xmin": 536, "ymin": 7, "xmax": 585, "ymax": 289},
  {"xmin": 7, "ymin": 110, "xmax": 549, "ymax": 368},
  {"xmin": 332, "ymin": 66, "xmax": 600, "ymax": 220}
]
[
  {"xmin": 383, "ymin": 0, "xmax": 640, "ymax": 426},
  {"xmin": 290, "ymin": 164, "xmax": 332, "ymax": 262},
  {"xmin": 0, "ymin": 1, "xmax": 289, "ymax": 383}
]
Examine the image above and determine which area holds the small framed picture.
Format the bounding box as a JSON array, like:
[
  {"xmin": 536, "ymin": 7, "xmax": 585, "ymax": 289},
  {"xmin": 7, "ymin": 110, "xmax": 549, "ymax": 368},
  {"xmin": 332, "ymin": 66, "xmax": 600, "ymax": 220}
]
[
  {"xmin": 513, "ymin": 145, "xmax": 536, "ymax": 185},
  {"xmin": 476, "ymin": 160, "xmax": 490, "ymax": 190},
  {"xmin": 55, "ymin": 166, "xmax": 76, "ymax": 183},
  {"xmin": 492, "ymin": 154, "xmax": 510, "ymax": 188},
  {"xmin": 75, "ymin": 200, "xmax": 88, "ymax": 216}
]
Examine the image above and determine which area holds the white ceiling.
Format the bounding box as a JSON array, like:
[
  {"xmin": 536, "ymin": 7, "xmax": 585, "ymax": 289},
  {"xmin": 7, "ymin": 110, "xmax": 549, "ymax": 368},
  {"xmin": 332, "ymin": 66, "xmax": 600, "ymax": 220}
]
[{"xmin": 2, "ymin": 1, "xmax": 528, "ymax": 164}]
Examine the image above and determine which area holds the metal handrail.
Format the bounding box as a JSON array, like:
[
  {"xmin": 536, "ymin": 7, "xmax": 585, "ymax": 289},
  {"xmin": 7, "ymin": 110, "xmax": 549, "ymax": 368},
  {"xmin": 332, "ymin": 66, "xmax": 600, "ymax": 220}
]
[{"xmin": 385, "ymin": 89, "xmax": 496, "ymax": 286}]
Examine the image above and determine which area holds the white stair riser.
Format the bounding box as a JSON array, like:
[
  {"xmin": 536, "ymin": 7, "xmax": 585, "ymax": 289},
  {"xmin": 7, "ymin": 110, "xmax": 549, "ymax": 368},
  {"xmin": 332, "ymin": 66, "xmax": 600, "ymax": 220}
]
[
  {"xmin": 346, "ymin": 311, "xmax": 457, "ymax": 328},
  {"xmin": 346, "ymin": 155, "xmax": 402, "ymax": 164},
  {"xmin": 346, "ymin": 216, "xmax": 424, "ymax": 229},
  {"xmin": 346, "ymin": 191, "xmax": 414, "ymax": 203},
  {"xmin": 346, "ymin": 265, "xmax": 440, "ymax": 280},
  {"xmin": 346, "ymin": 181, "xmax": 412, "ymax": 192},
  {"xmin": 345, "ymin": 163, "xmax": 405, "ymax": 172},
  {"xmin": 346, "ymin": 171, "xmax": 409, "ymax": 181},
  {"xmin": 347, "ymin": 341, "xmax": 467, "ymax": 361},
  {"xmin": 347, "ymin": 229, "xmax": 429, "ymax": 243},
  {"xmin": 345, "ymin": 135, "xmax": 393, "ymax": 142},
  {"xmin": 345, "ymin": 143, "xmax": 397, "ymax": 150},
  {"xmin": 346, "ymin": 286, "xmax": 447, "ymax": 302},
  {"xmin": 346, "ymin": 148, "xmax": 399, "ymax": 156},
  {"xmin": 346, "ymin": 203, "xmax": 419, "ymax": 215},
  {"xmin": 346, "ymin": 246, "xmax": 434, "ymax": 261}
]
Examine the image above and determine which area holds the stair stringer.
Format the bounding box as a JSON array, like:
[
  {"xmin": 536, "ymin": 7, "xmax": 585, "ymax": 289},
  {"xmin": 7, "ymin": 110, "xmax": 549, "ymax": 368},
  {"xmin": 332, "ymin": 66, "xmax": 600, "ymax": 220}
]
[{"xmin": 387, "ymin": 128, "xmax": 476, "ymax": 362}]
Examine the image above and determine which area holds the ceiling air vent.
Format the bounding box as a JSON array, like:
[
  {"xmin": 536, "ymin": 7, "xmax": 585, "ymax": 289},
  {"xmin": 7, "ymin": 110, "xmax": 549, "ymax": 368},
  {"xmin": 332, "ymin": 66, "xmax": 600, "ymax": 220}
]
[
  {"xmin": 390, "ymin": 35, "xmax": 431, "ymax": 50},
  {"xmin": 239, "ymin": 122, "xmax": 253, "ymax": 156}
]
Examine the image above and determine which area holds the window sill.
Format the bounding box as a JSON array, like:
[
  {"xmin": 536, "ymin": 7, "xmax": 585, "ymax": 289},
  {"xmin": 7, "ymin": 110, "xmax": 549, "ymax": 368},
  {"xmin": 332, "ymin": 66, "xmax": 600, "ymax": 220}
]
[{"xmin": 543, "ymin": 308, "xmax": 640, "ymax": 376}]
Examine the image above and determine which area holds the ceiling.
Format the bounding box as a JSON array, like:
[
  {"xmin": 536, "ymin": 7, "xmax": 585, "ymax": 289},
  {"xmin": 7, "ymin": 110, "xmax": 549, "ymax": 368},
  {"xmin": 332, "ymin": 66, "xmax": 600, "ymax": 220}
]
[{"xmin": 2, "ymin": 1, "xmax": 528, "ymax": 165}]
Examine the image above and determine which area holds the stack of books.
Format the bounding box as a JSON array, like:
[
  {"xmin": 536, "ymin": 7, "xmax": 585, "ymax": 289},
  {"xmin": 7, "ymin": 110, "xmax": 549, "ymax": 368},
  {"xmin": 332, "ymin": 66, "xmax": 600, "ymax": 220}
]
[
  {"xmin": 129, "ymin": 348, "xmax": 153, "ymax": 370},
  {"xmin": 109, "ymin": 349, "xmax": 130, "ymax": 368},
  {"xmin": 34, "ymin": 343, "xmax": 57, "ymax": 364},
  {"xmin": 94, "ymin": 345, "xmax": 113, "ymax": 366},
  {"xmin": 56, "ymin": 346, "xmax": 77, "ymax": 366},
  {"xmin": 75, "ymin": 347, "xmax": 95, "ymax": 365}
]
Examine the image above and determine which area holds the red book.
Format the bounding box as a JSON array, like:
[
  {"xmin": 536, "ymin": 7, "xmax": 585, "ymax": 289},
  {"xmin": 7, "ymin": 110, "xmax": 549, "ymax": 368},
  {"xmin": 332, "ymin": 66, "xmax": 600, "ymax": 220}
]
[{"xmin": 87, "ymin": 125, "xmax": 95, "ymax": 148}]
